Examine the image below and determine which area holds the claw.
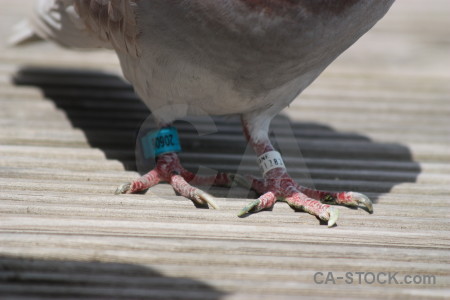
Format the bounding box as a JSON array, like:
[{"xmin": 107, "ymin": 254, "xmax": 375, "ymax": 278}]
[
  {"xmin": 352, "ymin": 192, "xmax": 373, "ymax": 214},
  {"xmin": 237, "ymin": 199, "xmax": 261, "ymax": 217},
  {"xmin": 115, "ymin": 183, "xmax": 131, "ymax": 195},
  {"xmin": 194, "ymin": 189, "xmax": 219, "ymax": 209},
  {"xmin": 327, "ymin": 206, "xmax": 339, "ymax": 227}
]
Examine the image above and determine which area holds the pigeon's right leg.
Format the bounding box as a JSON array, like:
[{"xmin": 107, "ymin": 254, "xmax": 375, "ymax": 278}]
[
  {"xmin": 115, "ymin": 152, "xmax": 236, "ymax": 209},
  {"xmin": 237, "ymin": 114, "xmax": 372, "ymax": 226}
]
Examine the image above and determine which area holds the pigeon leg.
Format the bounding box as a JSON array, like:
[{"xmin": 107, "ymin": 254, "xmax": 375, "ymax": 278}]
[
  {"xmin": 238, "ymin": 116, "xmax": 372, "ymax": 226},
  {"xmin": 115, "ymin": 152, "xmax": 235, "ymax": 209}
]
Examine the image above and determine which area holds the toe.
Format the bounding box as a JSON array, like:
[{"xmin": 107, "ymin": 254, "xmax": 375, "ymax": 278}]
[
  {"xmin": 237, "ymin": 191, "xmax": 276, "ymax": 217},
  {"xmin": 171, "ymin": 174, "xmax": 220, "ymax": 209},
  {"xmin": 328, "ymin": 191, "xmax": 373, "ymax": 213},
  {"xmin": 286, "ymin": 192, "xmax": 339, "ymax": 227}
]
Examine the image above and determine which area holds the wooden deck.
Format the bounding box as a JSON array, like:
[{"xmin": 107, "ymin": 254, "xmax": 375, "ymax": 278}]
[{"xmin": 1, "ymin": 1, "xmax": 449, "ymax": 299}]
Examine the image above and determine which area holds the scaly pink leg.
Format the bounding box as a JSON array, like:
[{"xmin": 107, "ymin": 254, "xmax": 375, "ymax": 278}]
[
  {"xmin": 115, "ymin": 152, "xmax": 236, "ymax": 209},
  {"xmin": 237, "ymin": 116, "xmax": 373, "ymax": 226}
]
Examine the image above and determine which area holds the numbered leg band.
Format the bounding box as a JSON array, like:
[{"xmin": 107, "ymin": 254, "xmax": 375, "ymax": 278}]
[
  {"xmin": 141, "ymin": 127, "xmax": 182, "ymax": 159},
  {"xmin": 257, "ymin": 151, "xmax": 286, "ymax": 175}
]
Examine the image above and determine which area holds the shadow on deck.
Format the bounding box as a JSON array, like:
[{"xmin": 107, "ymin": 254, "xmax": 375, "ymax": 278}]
[
  {"xmin": 13, "ymin": 67, "xmax": 421, "ymax": 204},
  {"xmin": 0, "ymin": 255, "xmax": 226, "ymax": 299}
]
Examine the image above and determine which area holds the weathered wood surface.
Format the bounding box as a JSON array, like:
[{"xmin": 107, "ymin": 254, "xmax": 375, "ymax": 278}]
[{"xmin": 1, "ymin": 1, "xmax": 449, "ymax": 299}]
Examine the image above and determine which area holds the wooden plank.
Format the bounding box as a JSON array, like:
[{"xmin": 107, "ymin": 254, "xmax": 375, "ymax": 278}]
[{"xmin": 0, "ymin": 0, "xmax": 449, "ymax": 299}]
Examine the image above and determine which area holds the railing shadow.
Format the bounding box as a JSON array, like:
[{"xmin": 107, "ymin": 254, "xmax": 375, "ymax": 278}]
[
  {"xmin": 13, "ymin": 67, "xmax": 421, "ymax": 204},
  {"xmin": 0, "ymin": 255, "xmax": 226, "ymax": 299}
]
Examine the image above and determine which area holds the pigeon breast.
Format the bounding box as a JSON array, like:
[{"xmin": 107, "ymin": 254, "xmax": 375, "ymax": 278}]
[{"xmin": 70, "ymin": 0, "xmax": 395, "ymax": 124}]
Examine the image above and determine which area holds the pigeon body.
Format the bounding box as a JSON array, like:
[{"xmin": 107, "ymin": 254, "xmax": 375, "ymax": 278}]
[
  {"xmin": 23, "ymin": 0, "xmax": 394, "ymax": 130},
  {"xmin": 16, "ymin": 0, "xmax": 395, "ymax": 225}
]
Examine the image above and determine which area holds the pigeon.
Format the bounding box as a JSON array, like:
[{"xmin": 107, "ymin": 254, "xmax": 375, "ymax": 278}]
[{"xmin": 13, "ymin": 0, "xmax": 395, "ymax": 226}]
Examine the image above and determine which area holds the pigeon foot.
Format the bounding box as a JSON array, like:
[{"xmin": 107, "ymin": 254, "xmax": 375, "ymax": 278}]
[
  {"xmin": 115, "ymin": 152, "xmax": 236, "ymax": 209},
  {"xmin": 237, "ymin": 171, "xmax": 373, "ymax": 227},
  {"xmin": 245, "ymin": 176, "xmax": 373, "ymax": 214}
]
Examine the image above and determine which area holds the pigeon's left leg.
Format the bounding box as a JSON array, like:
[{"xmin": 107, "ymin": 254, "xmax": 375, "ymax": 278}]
[
  {"xmin": 115, "ymin": 152, "xmax": 236, "ymax": 209},
  {"xmin": 238, "ymin": 115, "xmax": 373, "ymax": 227}
]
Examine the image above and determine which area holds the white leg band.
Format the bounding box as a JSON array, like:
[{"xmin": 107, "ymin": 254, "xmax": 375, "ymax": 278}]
[{"xmin": 257, "ymin": 151, "xmax": 286, "ymax": 175}]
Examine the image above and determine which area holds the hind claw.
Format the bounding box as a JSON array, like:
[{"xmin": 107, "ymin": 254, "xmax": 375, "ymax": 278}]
[
  {"xmin": 115, "ymin": 183, "xmax": 131, "ymax": 195},
  {"xmin": 194, "ymin": 189, "xmax": 219, "ymax": 209}
]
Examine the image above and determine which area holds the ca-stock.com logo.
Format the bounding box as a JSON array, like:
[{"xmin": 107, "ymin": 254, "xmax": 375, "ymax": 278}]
[{"xmin": 313, "ymin": 271, "xmax": 437, "ymax": 285}]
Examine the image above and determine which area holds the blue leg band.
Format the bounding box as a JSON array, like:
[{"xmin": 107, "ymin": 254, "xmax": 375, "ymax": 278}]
[{"xmin": 141, "ymin": 127, "xmax": 182, "ymax": 159}]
